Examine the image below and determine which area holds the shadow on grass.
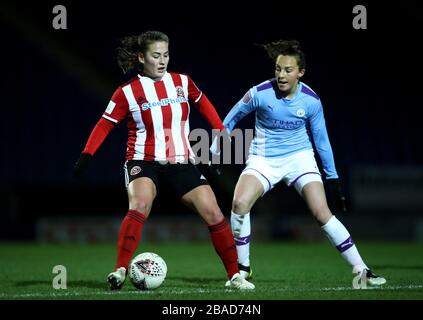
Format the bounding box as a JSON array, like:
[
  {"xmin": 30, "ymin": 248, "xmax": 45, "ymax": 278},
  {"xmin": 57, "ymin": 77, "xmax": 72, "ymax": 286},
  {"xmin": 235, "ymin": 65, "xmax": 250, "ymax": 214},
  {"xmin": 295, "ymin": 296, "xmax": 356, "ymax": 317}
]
[
  {"xmin": 15, "ymin": 280, "xmax": 107, "ymax": 289},
  {"xmin": 166, "ymin": 276, "xmax": 288, "ymax": 285},
  {"xmin": 166, "ymin": 276, "xmax": 223, "ymax": 284},
  {"xmin": 371, "ymin": 265, "xmax": 423, "ymax": 271}
]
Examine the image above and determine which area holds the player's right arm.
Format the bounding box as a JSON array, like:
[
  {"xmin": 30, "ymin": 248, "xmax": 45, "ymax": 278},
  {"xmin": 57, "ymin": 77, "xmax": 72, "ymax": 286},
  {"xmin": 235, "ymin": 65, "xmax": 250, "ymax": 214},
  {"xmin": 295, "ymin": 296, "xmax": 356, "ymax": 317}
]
[
  {"xmin": 223, "ymin": 88, "xmax": 257, "ymax": 133},
  {"xmin": 209, "ymin": 88, "xmax": 257, "ymax": 157},
  {"xmin": 73, "ymin": 86, "xmax": 130, "ymax": 177}
]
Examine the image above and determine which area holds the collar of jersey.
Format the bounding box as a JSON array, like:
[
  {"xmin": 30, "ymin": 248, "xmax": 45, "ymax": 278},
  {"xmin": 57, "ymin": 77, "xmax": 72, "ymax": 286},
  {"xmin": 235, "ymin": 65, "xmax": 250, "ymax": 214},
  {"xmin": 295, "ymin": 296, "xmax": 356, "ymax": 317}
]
[
  {"xmin": 138, "ymin": 71, "xmax": 168, "ymax": 82},
  {"xmin": 281, "ymin": 81, "xmax": 302, "ymax": 102}
]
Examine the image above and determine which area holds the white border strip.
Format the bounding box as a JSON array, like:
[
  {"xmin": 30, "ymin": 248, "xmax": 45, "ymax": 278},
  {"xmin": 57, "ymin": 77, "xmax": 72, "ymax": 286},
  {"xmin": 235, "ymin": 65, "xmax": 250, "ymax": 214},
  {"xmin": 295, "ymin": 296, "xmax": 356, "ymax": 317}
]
[{"xmin": 1, "ymin": 284, "xmax": 422, "ymax": 299}]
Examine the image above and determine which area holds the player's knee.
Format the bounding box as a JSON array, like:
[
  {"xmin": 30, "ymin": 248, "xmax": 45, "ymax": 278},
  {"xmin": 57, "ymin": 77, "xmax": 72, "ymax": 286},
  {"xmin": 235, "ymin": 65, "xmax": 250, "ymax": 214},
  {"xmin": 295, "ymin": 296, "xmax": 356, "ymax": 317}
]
[
  {"xmin": 130, "ymin": 199, "xmax": 152, "ymax": 216},
  {"xmin": 209, "ymin": 213, "xmax": 225, "ymax": 225},
  {"xmin": 232, "ymin": 196, "xmax": 252, "ymax": 214},
  {"xmin": 310, "ymin": 205, "xmax": 331, "ymax": 224},
  {"xmin": 204, "ymin": 207, "xmax": 224, "ymax": 225}
]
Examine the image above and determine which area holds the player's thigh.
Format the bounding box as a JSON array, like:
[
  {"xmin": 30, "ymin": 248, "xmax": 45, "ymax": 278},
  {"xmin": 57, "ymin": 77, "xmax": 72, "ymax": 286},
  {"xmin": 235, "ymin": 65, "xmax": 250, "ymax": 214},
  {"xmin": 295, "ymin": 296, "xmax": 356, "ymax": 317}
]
[
  {"xmin": 233, "ymin": 174, "xmax": 264, "ymax": 212},
  {"xmin": 181, "ymin": 185, "xmax": 223, "ymax": 224},
  {"xmin": 301, "ymin": 181, "xmax": 332, "ymax": 221},
  {"xmin": 128, "ymin": 177, "xmax": 157, "ymax": 216},
  {"xmin": 165, "ymin": 163, "xmax": 209, "ymax": 199}
]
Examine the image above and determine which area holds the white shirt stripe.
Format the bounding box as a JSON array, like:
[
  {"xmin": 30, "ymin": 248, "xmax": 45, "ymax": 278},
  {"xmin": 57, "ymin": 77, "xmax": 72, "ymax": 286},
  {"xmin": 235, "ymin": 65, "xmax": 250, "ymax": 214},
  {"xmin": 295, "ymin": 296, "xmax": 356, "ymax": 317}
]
[
  {"xmin": 163, "ymin": 74, "xmax": 185, "ymax": 162},
  {"xmin": 139, "ymin": 76, "xmax": 166, "ymax": 161},
  {"xmin": 195, "ymin": 91, "xmax": 203, "ymax": 103},
  {"xmin": 102, "ymin": 114, "xmax": 118, "ymax": 123},
  {"xmin": 181, "ymin": 74, "xmax": 189, "ymax": 99},
  {"xmin": 180, "ymin": 74, "xmax": 195, "ymax": 161},
  {"xmin": 122, "ymin": 83, "xmax": 147, "ymax": 160}
]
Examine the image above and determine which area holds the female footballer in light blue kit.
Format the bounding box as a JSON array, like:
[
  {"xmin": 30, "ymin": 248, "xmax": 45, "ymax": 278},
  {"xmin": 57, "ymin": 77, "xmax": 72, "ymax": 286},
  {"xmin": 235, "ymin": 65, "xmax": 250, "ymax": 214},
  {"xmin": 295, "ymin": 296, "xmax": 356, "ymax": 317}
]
[{"xmin": 214, "ymin": 40, "xmax": 385, "ymax": 286}]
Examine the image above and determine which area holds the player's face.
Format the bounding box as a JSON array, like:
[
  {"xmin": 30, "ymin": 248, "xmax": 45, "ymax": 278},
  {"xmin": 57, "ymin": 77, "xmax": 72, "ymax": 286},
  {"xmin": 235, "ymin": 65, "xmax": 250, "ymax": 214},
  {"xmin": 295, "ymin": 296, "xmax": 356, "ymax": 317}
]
[
  {"xmin": 275, "ymin": 55, "xmax": 305, "ymax": 98},
  {"xmin": 138, "ymin": 41, "xmax": 169, "ymax": 80}
]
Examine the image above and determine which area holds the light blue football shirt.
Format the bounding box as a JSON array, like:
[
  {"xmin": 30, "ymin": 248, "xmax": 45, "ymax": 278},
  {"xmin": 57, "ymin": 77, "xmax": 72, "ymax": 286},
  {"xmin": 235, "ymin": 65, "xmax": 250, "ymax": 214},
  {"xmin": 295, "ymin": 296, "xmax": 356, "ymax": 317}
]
[{"xmin": 223, "ymin": 79, "xmax": 338, "ymax": 179}]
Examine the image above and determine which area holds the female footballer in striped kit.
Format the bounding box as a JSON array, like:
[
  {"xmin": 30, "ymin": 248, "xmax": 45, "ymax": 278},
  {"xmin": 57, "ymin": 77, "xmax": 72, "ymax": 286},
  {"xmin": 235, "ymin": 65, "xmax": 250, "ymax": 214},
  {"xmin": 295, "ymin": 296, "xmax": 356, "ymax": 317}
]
[{"xmin": 74, "ymin": 31, "xmax": 254, "ymax": 290}]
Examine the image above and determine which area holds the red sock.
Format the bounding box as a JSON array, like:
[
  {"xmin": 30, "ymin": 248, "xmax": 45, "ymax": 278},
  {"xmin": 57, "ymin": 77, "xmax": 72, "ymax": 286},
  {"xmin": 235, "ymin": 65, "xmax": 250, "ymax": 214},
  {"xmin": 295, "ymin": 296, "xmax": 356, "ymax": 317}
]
[
  {"xmin": 115, "ymin": 209, "xmax": 146, "ymax": 270},
  {"xmin": 208, "ymin": 218, "xmax": 239, "ymax": 279}
]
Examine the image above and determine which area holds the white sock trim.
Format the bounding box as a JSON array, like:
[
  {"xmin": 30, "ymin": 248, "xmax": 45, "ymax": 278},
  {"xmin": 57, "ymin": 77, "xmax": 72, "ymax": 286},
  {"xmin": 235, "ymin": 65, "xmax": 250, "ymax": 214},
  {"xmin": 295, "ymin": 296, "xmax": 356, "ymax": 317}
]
[{"xmin": 231, "ymin": 211, "xmax": 251, "ymax": 266}]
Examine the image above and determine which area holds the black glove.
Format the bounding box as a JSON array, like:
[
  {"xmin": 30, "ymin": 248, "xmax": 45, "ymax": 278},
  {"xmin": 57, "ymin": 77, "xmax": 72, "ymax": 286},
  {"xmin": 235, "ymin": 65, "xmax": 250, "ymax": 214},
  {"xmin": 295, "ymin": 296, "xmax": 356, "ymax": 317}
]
[
  {"xmin": 208, "ymin": 151, "xmax": 223, "ymax": 176},
  {"xmin": 208, "ymin": 129, "xmax": 231, "ymax": 177},
  {"xmin": 326, "ymin": 178, "xmax": 347, "ymax": 212},
  {"xmin": 73, "ymin": 153, "xmax": 93, "ymax": 178}
]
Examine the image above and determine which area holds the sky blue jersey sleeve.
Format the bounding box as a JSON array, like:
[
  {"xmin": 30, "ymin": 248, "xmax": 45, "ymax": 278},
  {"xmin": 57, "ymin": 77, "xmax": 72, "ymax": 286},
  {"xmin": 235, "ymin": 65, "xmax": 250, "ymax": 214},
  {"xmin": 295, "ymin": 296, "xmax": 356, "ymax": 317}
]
[
  {"xmin": 223, "ymin": 89, "xmax": 257, "ymax": 133},
  {"xmin": 308, "ymin": 99, "xmax": 338, "ymax": 179}
]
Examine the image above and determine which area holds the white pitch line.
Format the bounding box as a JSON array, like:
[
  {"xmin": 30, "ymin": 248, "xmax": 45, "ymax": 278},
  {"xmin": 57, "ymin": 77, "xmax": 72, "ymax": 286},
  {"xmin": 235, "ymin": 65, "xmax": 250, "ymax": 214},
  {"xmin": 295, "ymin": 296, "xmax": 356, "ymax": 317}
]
[{"xmin": 1, "ymin": 284, "xmax": 422, "ymax": 299}]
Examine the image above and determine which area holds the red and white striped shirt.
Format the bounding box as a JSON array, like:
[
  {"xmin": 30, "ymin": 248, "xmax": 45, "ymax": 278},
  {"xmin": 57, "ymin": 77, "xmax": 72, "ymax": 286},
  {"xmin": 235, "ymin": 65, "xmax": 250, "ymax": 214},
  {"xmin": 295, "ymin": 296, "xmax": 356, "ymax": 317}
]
[{"xmin": 97, "ymin": 72, "xmax": 223, "ymax": 163}]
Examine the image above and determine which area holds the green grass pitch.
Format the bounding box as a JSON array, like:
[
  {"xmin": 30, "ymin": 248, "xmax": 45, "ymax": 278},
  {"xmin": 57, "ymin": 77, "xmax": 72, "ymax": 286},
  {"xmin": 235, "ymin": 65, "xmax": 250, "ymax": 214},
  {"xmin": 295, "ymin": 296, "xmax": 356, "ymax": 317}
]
[{"xmin": 0, "ymin": 241, "xmax": 422, "ymax": 300}]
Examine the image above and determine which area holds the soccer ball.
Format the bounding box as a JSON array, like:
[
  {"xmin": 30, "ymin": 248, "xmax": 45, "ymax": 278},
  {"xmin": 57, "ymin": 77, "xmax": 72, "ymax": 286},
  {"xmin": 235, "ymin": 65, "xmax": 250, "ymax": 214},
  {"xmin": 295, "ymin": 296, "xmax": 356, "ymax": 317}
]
[{"xmin": 129, "ymin": 252, "xmax": 167, "ymax": 290}]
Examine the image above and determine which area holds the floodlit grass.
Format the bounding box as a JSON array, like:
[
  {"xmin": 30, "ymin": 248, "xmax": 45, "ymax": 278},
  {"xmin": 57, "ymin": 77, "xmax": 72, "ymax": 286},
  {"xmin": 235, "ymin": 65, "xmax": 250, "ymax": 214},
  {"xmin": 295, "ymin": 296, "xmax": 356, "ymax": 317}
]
[{"xmin": 1, "ymin": 241, "xmax": 422, "ymax": 300}]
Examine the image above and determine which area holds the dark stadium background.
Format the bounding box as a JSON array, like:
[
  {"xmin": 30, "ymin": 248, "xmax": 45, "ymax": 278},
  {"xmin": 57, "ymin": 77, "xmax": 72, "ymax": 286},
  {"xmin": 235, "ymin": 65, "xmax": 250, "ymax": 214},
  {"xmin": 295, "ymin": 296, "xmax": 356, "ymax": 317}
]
[{"xmin": 1, "ymin": 1, "xmax": 422, "ymax": 242}]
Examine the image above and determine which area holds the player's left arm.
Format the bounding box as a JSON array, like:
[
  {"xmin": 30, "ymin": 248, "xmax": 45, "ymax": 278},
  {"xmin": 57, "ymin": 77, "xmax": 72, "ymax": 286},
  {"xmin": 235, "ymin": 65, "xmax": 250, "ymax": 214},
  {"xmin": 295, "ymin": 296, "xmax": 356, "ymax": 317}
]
[
  {"xmin": 309, "ymin": 100, "xmax": 346, "ymax": 211},
  {"xmin": 308, "ymin": 99, "xmax": 338, "ymax": 179}
]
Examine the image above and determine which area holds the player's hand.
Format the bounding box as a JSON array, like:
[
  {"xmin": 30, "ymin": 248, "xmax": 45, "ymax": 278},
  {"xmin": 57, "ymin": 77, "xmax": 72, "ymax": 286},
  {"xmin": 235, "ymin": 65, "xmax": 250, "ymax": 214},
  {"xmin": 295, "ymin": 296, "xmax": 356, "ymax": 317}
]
[
  {"xmin": 326, "ymin": 178, "xmax": 347, "ymax": 212},
  {"xmin": 208, "ymin": 135, "xmax": 222, "ymax": 176},
  {"xmin": 208, "ymin": 163, "xmax": 223, "ymax": 176},
  {"xmin": 208, "ymin": 128, "xmax": 231, "ymax": 176},
  {"xmin": 73, "ymin": 153, "xmax": 92, "ymax": 178},
  {"xmin": 210, "ymin": 127, "xmax": 232, "ymax": 156},
  {"xmin": 210, "ymin": 135, "xmax": 221, "ymax": 157},
  {"xmin": 208, "ymin": 151, "xmax": 223, "ymax": 176}
]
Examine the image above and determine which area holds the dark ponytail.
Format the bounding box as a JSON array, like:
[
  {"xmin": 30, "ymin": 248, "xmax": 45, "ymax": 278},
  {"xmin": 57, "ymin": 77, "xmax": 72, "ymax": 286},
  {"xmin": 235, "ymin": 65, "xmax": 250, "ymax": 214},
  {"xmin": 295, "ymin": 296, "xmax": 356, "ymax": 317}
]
[
  {"xmin": 117, "ymin": 35, "xmax": 140, "ymax": 74},
  {"xmin": 257, "ymin": 39, "xmax": 306, "ymax": 70},
  {"xmin": 116, "ymin": 31, "xmax": 169, "ymax": 74}
]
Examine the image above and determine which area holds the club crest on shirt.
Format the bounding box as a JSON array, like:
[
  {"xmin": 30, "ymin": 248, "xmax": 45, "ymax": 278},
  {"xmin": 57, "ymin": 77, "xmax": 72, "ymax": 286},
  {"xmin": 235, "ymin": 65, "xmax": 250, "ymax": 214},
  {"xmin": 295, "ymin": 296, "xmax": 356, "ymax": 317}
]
[
  {"xmin": 130, "ymin": 166, "xmax": 141, "ymax": 176},
  {"xmin": 242, "ymin": 91, "xmax": 252, "ymax": 104},
  {"xmin": 175, "ymin": 86, "xmax": 185, "ymax": 97},
  {"xmin": 296, "ymin": 108, "xmax": 306, "ymax": 117}
]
